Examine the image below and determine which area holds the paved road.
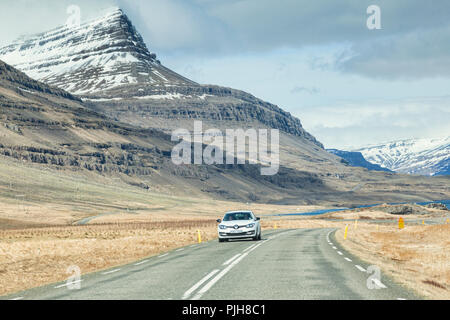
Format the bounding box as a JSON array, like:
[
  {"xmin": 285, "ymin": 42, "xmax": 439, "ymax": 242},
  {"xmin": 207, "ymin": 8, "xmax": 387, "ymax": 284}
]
[{"xmin": 3, "ymin": 228, "xmax": 419, "ymax": 300}]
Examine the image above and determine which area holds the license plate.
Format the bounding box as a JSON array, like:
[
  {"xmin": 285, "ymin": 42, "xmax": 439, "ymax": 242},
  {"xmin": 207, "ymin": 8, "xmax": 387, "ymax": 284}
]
[{"xmin": 229, "ymin": 229, "xmax": 239, "ymax": 233}]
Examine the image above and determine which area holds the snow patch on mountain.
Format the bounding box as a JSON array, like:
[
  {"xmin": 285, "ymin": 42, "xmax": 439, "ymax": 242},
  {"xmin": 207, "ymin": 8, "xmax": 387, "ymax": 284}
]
[{"xmin": 354, "ymin": 137, "xmax": 450, "ymax": 176}]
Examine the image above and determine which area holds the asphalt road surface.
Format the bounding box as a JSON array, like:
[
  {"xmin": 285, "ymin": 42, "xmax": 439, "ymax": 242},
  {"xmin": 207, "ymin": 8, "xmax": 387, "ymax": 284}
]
[{"xmin": 3, "ymin": 228, "xmax": 420, "ymax": 300}]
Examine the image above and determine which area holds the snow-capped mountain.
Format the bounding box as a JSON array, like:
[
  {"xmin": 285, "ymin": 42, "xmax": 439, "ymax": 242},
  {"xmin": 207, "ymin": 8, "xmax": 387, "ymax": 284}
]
[
  {"xmin": 354, "ymin": 137, "xmax": 450, "ymax": 176},
  {"xmin": 327, "ymin": 149, "xmax": 392, "ymax": 172},
  {"xmin": 0, "ymin": 8, "xmax": 195, "ymax": 95},
  {"xmin": 0, "ymin": 7, "xmax": 323, "ymax": 149}
]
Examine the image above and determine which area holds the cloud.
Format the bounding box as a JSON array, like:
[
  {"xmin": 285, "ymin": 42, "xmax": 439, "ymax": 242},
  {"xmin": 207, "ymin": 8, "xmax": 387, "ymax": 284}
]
[
  {"xmin": 2, "ymin": 0, "xmax": 450, "ymax": 80},
  {"xmin": 297, "ymin": 96, "xmax": 450, "ymax": 148},
  {"xmin": 291, "ymin": 86, "xmax": 320, "ymax": 95}
]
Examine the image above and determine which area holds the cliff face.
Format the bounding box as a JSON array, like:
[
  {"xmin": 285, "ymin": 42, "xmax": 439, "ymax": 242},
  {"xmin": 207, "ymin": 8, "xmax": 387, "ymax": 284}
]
[
  {"xmin": 0, "ymin": 59, "xmax": 331, "ymax": 203},
  {"xmin": 0, "ymin": 8, "xmax": 323, "ymax": 148}
]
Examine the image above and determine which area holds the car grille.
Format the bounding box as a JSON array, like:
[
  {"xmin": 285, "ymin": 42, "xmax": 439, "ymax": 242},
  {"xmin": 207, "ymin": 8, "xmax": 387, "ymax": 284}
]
[{"xmin": 221, "ymin": 230, "xmax": 255, "ymax": 236}]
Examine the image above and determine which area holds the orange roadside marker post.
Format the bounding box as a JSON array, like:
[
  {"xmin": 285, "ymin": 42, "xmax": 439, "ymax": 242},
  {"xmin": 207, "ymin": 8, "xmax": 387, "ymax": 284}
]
[{"xmin": 399, "ymin": 217, "xmax": 405, "ymax": 230}]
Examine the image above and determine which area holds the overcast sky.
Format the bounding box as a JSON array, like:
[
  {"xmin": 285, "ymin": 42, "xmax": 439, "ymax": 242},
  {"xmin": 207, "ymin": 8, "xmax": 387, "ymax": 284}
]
[{"xmin": 1, "ymin": 0, "xmax": 449, "ymax": 149}]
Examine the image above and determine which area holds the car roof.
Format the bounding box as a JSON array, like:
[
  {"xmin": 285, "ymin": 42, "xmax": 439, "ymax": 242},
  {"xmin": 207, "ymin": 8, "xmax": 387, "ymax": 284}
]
[{"xmin": 225, "ymin": 210, "xmax": 253, "ymax": 214}]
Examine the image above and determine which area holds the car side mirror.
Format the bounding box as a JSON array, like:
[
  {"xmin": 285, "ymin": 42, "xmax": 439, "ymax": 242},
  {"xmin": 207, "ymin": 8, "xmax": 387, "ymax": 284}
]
[
  {"xmin": 216, "ymin": 219, "xmax": 221, "ymax": 223},
  {"xmin": 256, "ymin": 217, "xmax": 260, "ymax": 221}
]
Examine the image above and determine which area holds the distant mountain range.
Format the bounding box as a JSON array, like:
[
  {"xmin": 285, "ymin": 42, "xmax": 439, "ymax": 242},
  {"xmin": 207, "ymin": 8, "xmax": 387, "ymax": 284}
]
[
  {"xmin": 354, "ymin": 137, "xmax": 449, "ymax": 176},
  {"xmin": 326, "ymin": 149, "xmax": 392, "ymax": 172}
]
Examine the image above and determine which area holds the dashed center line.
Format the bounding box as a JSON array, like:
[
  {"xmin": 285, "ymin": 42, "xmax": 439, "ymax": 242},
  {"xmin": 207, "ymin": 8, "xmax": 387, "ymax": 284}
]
[
  {"xmin": 182, "ymin": 269, "xmax": 220, "ymax": 300},
  {"xmin": 332, "ymin": 246, "xmax": 337, "ymax": 250},
  {"xmin": 189, "ymin": 242, "xmax": 264, "ymax": 300},
  {"xmin": 102, "ymin": 269, "xmax": 121, "ymax": 275},
  {"xmin": 337, "ymin": 251, "xmax": 343, "ymax": 255},
  {"xmin": 344, "ymin": 257, "xmax": 352, "ymax": 262},
  {"xmin": 243, "ymin": 244, "xmax": 257, "ymax": 252},
  {"xmin": 223, "ymin": 253, "xmax": 241, "ymax": 266},
  {"xmin": 134, "ymin": 260, "xmax": 148, "ymax": 266},
  {"xmin": 55, "ymin": 279, "xmax": 83, "ymax": 288},
  {"xmin": 355, "ymin": 265, "xmax": 366, "ymax": 272}
]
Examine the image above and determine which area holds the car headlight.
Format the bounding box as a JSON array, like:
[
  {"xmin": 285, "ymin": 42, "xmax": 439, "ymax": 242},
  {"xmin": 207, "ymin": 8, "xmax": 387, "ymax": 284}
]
[
  {"xmin": 219, "ymin": 225, "xmax": 227, "ymax": 229},
  {"xmin": 246, "ymin": 223, "xmax": 255, "ymax": 228}
]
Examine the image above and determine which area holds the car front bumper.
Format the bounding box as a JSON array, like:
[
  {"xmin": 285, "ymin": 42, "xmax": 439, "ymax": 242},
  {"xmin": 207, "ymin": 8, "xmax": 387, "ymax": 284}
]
[{"xmin": 218, "ymin": 229, "xmax": 256, "ymax": 239}]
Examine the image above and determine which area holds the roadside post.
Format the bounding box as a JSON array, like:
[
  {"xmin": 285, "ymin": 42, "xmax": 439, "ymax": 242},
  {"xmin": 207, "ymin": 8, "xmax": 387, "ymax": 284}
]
[
  {"xmin": 399, "ymin": 217, "xmax": 405, "ymax": 230},
  {"xmin": 197, "ymin": 230, "xmax": 202, "ymax": 244},
  {"xmin": 344, "ymin": 225, "xmax": 348, "ymax": 240}
]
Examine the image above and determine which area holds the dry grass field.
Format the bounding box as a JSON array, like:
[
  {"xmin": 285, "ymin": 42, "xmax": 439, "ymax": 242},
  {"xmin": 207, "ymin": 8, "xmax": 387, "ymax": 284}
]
[
  {"xmin": 0, "ymin": 219, "xmax": 219, "ymax": 296},
  {"xmin": 334, "ymin": 222, "xmax": 450, "ymax": 299},
  {"xmin": 0, "ymin": 156, "xmax": 448, "ymax": 299}
]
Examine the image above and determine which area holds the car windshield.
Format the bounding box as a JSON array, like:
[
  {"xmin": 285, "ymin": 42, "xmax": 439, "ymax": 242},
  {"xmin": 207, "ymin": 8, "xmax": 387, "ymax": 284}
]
[{"xmin": 223, "ymin": 212, "xmax": 253, "ymax": 221}]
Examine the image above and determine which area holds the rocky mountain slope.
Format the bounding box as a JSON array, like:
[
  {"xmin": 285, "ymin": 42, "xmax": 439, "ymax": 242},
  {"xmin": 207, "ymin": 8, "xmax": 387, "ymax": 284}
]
[
  {"xmin": 354, "ymin": 137, "xmax": 449, "ymax": 176},
  {"xmin": 0, "ymin": 8, "xmax": 322, "ymax": 150},
  {"xmin": 0, "ymin": 59, "xmax": 342, "ymax": 203},
  {"xmin": 327, "ymin": 149, "xmax": 392, "ymax": 172}
]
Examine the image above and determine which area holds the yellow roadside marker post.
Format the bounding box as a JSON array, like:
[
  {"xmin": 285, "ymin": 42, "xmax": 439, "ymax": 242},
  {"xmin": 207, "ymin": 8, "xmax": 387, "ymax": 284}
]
[
  {"xmin": 446, "ymin": 218, "xmax": 449, "ymax": 224},
  {"xmin": 344, "ymin": 225, "xmax": 348, "ymax": 240},
  {"xmin": 274, "ymin": 223, "xmax": 278, "ymax": 229},
  {"xmin": 376, "ymin": 225, "xmax": 379, "ymax": 231},
  {"xmin": 399, "ymin": 217, "xmax": 405, "ymax": 230},
  {"xmin": 422, "ymin": 220, "xmax": 425, "ymax": 225},
  {"xmin": 197, "ymin": 230, "xmax": 202, "ymax": 244}
]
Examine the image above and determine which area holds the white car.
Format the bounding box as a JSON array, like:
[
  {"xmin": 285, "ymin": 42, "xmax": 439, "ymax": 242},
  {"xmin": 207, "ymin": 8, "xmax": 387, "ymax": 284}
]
[{"xmin": 217, "ymin": 210, "xmax": 261, "ymax": 242}]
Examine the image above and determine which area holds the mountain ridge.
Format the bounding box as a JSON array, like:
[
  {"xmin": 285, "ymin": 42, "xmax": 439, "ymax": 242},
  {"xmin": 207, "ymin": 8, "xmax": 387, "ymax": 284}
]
[
  {"xmin": 354, "ymin": 137, "xmax": 449, "ymax": 176},
  {"xmin": 327, "ymin": 149, "xmax": 392, "ymax": 172}
]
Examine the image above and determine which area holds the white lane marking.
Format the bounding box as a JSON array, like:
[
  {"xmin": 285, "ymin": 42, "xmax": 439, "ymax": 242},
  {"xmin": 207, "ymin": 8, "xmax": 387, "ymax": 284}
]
[
  {"xmin": 134, "ymin": 260, "xmax": 148, "ymax": 266},
  {"xmin": 102, "ymin": 269, "xmax": 121, "ymax": 275},
  {"xmin": 329, "ymin": 243, "xmax": 333, "ymax": 246},
  {"xmin": 326, "ymin": 230, "xmax": 332, "ymax": 242},
  {"xmin": 192, "ymin": 243, "xmax": 263, "ymax": 300},
  {"xmin": 223, "ymin": 253, "xmax": 241, "ymax": 266},
  {"xmin": 182, "ymin": 269, "xmax": 220, "ymax": 300},
  {"xmin": 337, "ymin": 251, "xmax": 343, "ymax": 255},
  {"xmin": 9, "ymin": 297, "xmax": 24, "ymax": 300},
  {"xmin": 332, "ymin": 246, "xmax": 337, "ymax": 250},
  {"xmin": 397, "ymin": 298, "xmax": 407, "ymax": 300},
  {"xmin": 176, "ymin": 248, "xmax": 184, "ymax": 252},
  {"xmin": 55, "ymin": 279, "xmax": 83, "ymax": 289},
  {"xmin": 243, "ymin": 244, "xmax": 257, "ymax": 252},
  {"xmin": 344, "ymin": 257, "xmax": 352, "ymax": 262},
  {"xmin": 355, "ymin": 265, "xmax": 366, "ymax": 272},
  {"xmin": 190, "ymin": 245, "xmax": 197, "ymax": 248},
  {"xmin": 158, "ymin": 253, "xmax": 169, "ymax": 258},
  {"xmin": 371, "ymin": 278, "xmax": 387, "ymax": 289}
]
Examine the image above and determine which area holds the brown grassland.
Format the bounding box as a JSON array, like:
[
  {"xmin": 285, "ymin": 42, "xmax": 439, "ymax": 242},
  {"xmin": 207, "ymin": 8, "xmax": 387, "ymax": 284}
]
[{"xmin": 0, "ymin": 158, "xmax": 448, "ymax": 299}]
